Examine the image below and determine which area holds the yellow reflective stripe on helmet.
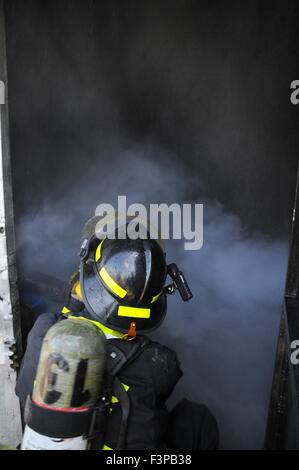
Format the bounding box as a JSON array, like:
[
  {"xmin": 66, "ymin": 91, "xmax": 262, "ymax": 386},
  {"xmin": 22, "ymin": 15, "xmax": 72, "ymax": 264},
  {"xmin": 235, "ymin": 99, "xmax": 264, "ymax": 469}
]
[
  {"xmin": 61, "ymin": 306, "xmax": 71, "ymax": 314},
  {"xmin": 95, "ymin": 238, "xmax": 105, "ymax": 263},
  {"xmin": 102, "ymin": 444, "xmax": 113, "ymax": 450},
  {"xmin": 68, "ymin": 315, "xmax": 124, "ymax": 339},
  {"xmin": 118, "ymin": 305, "xmax": 151, "ymax": 318},
  {"xmin": 151, "ymin": 289, "xmax": 163, "ymax": 304},
  {"xmin": 100, "ymin": 266, "xmax": 127, "ymax": 298}
]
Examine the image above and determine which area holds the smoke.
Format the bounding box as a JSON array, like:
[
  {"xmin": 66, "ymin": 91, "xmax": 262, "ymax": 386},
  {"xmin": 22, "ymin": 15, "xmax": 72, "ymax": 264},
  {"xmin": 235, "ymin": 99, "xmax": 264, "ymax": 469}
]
[
  {"xmin": 155, "ymin": 205, "xmax": 288, "ymax": 449},
  {"xmin": 15, "ymin": 149, "xmax": 288, "ymax": 449}
]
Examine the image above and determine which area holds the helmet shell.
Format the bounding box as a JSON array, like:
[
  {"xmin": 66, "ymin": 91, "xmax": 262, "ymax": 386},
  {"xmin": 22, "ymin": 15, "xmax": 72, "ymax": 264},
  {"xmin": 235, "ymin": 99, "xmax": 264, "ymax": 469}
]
[{"xmin": 80, "ymin": 235, "xmax": 168, "ymax": 334}]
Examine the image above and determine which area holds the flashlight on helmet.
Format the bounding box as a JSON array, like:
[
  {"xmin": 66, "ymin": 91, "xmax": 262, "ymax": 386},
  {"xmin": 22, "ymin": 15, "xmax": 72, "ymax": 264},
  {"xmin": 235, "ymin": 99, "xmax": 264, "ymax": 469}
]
[{"xmin": 166, "ymin": 263, "xmax": 193, "ymax": 302}]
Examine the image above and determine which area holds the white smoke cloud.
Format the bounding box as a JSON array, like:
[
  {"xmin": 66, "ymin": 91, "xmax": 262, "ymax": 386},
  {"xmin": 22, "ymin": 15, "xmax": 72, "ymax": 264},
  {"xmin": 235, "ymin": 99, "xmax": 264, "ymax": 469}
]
[{"xmin": 16, "ymin": 148, "xmax": 289, "ymax": 449}]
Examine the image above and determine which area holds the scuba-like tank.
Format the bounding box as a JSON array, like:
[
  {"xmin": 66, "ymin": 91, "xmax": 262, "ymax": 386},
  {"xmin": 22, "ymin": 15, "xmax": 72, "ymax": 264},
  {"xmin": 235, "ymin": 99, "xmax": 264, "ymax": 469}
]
[{"xmin": 21, "ymin": 317, "xmax": 107, "ymax": 450}]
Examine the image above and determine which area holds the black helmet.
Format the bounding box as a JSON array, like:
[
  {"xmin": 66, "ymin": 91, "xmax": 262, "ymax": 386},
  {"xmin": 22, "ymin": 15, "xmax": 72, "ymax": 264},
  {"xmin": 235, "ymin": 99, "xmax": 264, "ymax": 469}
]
[{"xmin": 79, "ymin": 218, "xmax": 168, "ymax": 334}]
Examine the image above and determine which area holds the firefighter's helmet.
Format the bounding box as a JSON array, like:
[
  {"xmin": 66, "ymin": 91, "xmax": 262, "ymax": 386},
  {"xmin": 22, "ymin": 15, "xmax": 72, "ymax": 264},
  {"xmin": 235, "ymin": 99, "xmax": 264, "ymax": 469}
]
[{"xmin": 79, "ymin": 216, "xmax": 168, "ymax": 334}]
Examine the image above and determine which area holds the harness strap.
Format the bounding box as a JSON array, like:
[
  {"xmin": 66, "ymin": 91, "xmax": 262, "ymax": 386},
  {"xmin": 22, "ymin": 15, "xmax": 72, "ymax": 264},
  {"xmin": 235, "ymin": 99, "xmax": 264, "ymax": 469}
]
[
  {"xmin": 113, "ymin": 377, "xmax": 130, "ymax": 450},
  {"xmin": 24, "ymin": 394, "xmax": 107, "ymax": 439}
]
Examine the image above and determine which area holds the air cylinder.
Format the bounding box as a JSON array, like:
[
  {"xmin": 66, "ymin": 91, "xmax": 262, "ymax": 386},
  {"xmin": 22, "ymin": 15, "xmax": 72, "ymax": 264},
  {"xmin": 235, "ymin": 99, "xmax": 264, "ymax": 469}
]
[{"xmin": 21, "ymin": 317, "xmax": 107, "ymax": 450}]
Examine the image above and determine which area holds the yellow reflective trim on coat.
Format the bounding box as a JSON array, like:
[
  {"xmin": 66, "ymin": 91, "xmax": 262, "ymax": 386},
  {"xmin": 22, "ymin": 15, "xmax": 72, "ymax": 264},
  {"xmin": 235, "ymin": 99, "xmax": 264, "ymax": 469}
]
[
  {"xmin": 151, "ymin": 289, "xmax": 163, "ymax": 303},
  {"xmin": 118, "ymin": 305, "xmax": 151, "ymax": 318},
  {"xmin": 74, "ymin": 281, "xmax": 82, "ymax": 298},
  {"xmin": 100, "ymin": 266, "xmax": 127, "ymax": 298},
  {"xmin": 95, "ymin": 238, "xmax": 105, "ymax": 263},
  {"xmin": 68, "ymin": 315, "xmax": 124, "ymax": 339},
  {"xmin": 102, "ymin": 444, "xmax": 113, "ymax": 450},
  {"xmin": 110, "ymin": 383, "xmax": 130, "ymax": 403},
  {"xmin": 61, "ymin": 306, "xmax": 70, "ymax": 314},
  {"xmin": 122, "ymin": 382, "xmax": 130, "ymax": 392}
]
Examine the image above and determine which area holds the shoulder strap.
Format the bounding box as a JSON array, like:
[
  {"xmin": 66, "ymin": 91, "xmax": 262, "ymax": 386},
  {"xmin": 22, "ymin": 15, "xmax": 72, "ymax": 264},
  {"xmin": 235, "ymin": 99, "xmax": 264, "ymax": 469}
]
[
  {"xmin": 106, "ymin": 336, "xmax": 150, "ymax": 376},
  {"xmin": 102, "ymin": 336, "xmax": 150, "ymax": 450},
  {"xmin": 112, "ymin": 377, "xmax": 130, "ymax": 450}
]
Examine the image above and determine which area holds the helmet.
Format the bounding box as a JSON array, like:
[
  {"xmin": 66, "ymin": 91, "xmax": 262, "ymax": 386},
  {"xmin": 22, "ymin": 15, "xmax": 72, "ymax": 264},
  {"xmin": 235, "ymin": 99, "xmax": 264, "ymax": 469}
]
[{"xmin": 79, "ymin": 216, "xmax": 168, "ymax": 334}]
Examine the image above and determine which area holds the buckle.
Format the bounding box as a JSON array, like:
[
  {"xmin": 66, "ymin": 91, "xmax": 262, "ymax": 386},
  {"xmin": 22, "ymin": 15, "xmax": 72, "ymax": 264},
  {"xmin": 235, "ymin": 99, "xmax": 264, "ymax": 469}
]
[{"xmin": 83, "ymin": 397, "xmax": 110, "ymax": 441}]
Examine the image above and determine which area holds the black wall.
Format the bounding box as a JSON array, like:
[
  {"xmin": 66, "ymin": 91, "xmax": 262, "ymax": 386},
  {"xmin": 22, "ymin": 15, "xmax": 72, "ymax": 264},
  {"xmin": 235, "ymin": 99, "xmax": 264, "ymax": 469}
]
[{"xmin": 5, "ymin": 0, "xmax": 299, "ymax": 235}]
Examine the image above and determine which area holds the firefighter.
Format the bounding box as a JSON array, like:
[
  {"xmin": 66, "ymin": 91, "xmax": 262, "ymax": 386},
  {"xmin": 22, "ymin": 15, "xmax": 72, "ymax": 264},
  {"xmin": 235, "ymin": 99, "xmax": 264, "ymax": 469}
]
[{"xmin": 16, "ymin": 217, "xmax": 219, "ymax": 450}]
